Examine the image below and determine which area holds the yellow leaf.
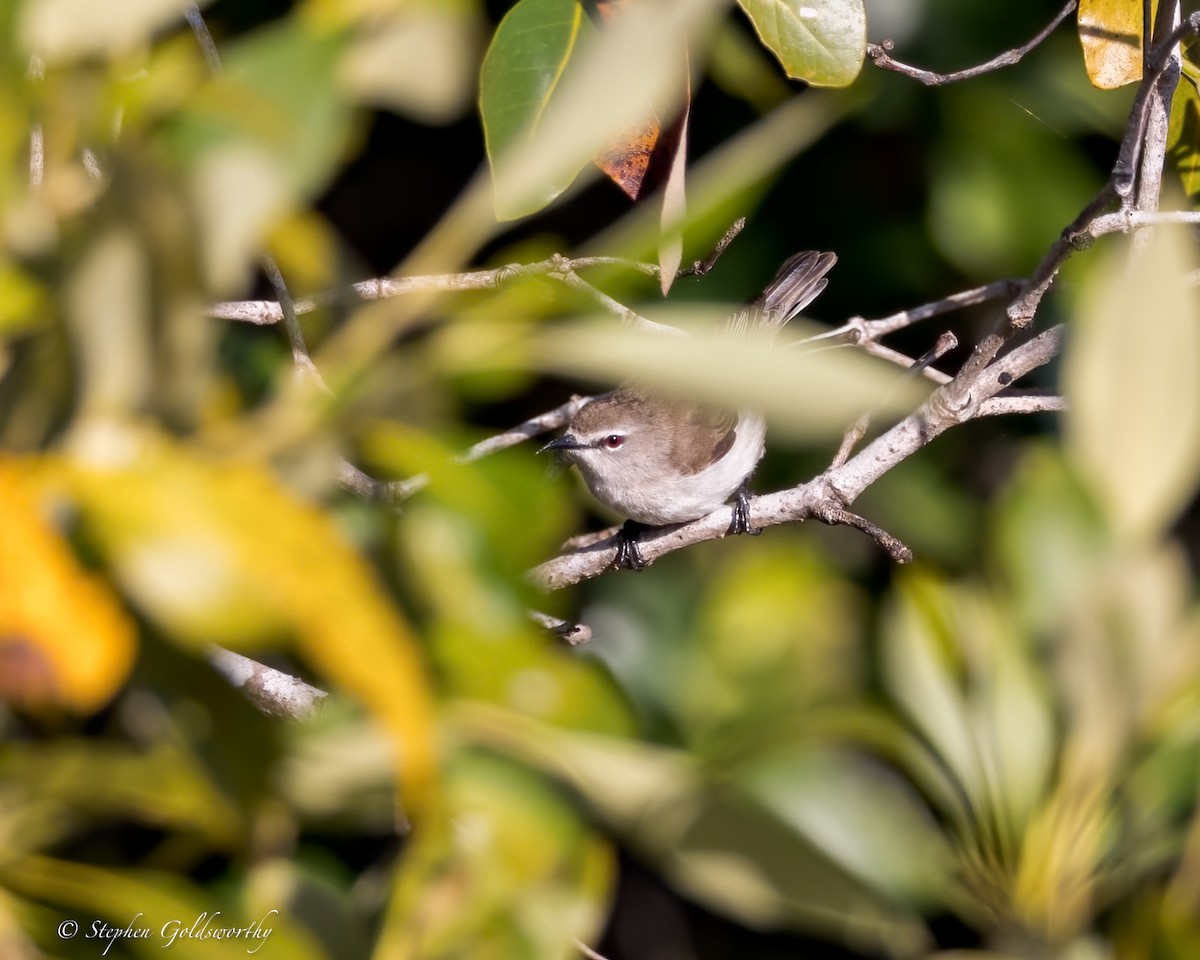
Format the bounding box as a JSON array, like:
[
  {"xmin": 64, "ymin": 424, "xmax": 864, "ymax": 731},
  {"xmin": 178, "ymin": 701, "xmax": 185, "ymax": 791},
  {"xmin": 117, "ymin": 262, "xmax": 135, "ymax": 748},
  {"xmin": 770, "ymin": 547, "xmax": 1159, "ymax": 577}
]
[
  {"xmin": 1078, "ymin": 0, "xmax": 1144, "ymax": 89},
  {"xmin": 39, "ymin": 433, "xmax": 439, "ymax": 811},
  {"xmin": 0, "ymin": 459, "xmax": 136, "ymax": 714}
]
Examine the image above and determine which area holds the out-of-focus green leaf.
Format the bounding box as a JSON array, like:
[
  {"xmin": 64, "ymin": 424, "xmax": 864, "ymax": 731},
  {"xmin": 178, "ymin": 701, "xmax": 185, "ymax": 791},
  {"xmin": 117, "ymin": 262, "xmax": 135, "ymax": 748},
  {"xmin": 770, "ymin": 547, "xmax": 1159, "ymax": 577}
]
[
  {"xmin": 881, "ymin": 574, "xmax": 983, "ymax": 810},
  {"xmin": 1078, "ymin": 0, "xmax": 1143, "ymax": 89},
  {"xmin": 1169, "ymin": 75, "xmax": 1200, "ymax": 205},
  {"xmin": 398, "ymin": 500, "xmax": 632, "ymax": 737},
  {"xmin": 736, "ymin": 0, "xmax": 866, "ymax": 87},
  {"xmin": 18, "ymin": 0, "xmax": 206, "ymax": 64},
  {"xmin": 535, "ymin": 313, "xmax": 926, "ymax": 441},
  {"xmin": 740, "ymin": 745, "xmax": 952, "ymax": 904},
  {"xmin": 1063, "ymin": 228, "xmax": 1200, "ymax": 542},
  {"xmin": 453, "ymin": 704, "xmax": 927, "ymax": 949},
  {"xmin": 37, "ymin": 432, "xmax": 439, "ymax": 812},
  {"xmin": 930, "ymin": 89, "xmax": 1104, "ymax": 276},
  {"xmin": 885, "ymin": 575, "xmax": 1057, "ymax": 847},
  {"xmin": 159, "ymin": 21, "xmax": 353, "ymax": 291},
  {"xmin": 479, "ymin": 0, "xmax": 586, "ymax": 219},
  {"xmin": 662, "ymin": 784, "xmax": 928, "ymax": 949},
  {"xmin": 993, "ymin": 445, "xmax": 1108, "ymax": 634},
  {"xmin": 380, "ymin": 750, "xmax": 612, "ymax": 959},
  {"xmin": 0, "ymin": 264, "xmax": 47, "ymax": 338},
  {"xmin": 360, "ymin": 420, "xmax": 574, "ymax": 575},
  {"xmin": 0, "ymin": 741, "xmax": 242, "ymax": 849},
  {"xmin": 452, "ymin": 703, "xmax": 699, "ymax": 828}
]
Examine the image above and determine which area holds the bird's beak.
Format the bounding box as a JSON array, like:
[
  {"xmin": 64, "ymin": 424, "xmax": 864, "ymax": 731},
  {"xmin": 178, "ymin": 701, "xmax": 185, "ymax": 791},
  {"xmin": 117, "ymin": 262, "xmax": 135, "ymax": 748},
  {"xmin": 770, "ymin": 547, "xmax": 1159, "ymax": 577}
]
[{"xmin": 539, "ymin": 434, "xmax": 584, "ymax": 454}]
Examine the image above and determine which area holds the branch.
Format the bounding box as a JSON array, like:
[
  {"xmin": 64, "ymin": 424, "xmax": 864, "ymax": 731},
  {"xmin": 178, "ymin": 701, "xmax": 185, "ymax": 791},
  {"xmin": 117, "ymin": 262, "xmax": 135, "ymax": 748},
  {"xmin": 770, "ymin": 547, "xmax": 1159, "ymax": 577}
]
[
  {"xmin": 205, "ymin": 224, "xmax": 749, "ymax": 329},
  {"xmin": 206, "ymin": 647, "xmax": 328, "ymax": 720},
  {"xmin": 867, "ymin": 2, "xmax": 1077, "ymax": 86}
]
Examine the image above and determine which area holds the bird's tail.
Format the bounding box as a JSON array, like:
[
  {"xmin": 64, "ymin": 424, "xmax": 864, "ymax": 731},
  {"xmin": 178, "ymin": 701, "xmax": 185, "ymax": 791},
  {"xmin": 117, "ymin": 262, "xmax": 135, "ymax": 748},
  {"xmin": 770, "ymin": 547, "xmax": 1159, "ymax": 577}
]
[
  {"xmin": 758, "ymin": 250, "xmax": 838, "ymax": 328},
  {"xmin": 727, "ymin": 250, "xmax": 837, "ymax": 336}
]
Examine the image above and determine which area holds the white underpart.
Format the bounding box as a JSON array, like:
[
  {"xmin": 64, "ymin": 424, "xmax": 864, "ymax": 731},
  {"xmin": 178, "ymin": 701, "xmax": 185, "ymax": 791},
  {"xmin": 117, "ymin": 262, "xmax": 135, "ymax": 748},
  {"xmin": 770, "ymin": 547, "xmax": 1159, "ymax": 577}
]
[{"xmin": 581, "ymin": 412, "xmax": 766, "ymax": 526}]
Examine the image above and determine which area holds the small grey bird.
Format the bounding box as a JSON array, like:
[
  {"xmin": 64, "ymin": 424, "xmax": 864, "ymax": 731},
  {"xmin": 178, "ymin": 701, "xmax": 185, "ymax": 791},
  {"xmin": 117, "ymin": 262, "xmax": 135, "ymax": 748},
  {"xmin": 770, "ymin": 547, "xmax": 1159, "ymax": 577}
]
[{"xmin": 542, "ymin": 250, "xmax": 838, "ymax": 569}]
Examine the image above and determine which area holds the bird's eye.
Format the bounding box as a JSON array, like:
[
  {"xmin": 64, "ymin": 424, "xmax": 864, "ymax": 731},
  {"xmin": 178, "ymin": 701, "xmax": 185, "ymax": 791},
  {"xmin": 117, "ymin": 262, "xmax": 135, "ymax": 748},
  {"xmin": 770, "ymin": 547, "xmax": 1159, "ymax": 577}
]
[{"xmin": 602, "ymin": 434, "xmax": 624, "ymax": 450}]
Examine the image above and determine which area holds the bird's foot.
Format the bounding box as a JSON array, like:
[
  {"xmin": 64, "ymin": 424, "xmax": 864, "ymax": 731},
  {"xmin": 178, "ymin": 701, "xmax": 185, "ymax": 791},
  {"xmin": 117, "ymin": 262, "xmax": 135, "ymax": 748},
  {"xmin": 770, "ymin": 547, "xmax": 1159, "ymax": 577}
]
[
  {"xmin": 611, "ymin": 520, "xmax": 648, "ymax": 571},
  {"xmin": 729, "ymin": 485, "xmax": 760, "ymax": 537}
]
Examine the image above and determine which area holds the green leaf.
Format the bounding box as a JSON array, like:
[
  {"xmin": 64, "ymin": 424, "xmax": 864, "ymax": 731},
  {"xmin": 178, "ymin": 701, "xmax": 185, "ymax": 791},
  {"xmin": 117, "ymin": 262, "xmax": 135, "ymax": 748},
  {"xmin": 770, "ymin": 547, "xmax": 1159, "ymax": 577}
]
[
  {"xmin": 160, "ymin": 21, "xmax": 353, "ymax": 291},
  {"xmin": 1078, "ymin": 0, "xmax": 1143, "ymax": 89},
  {"xmin": 0, "ymin": 263, "xmax": 47, "ymax": 338},
  {"xmin": 379, "ymin": 751, "xmax": 613, "ymax": 959},
  {"xmin": 736, "ymin": 0, "xmax": 866, "ymax": 88},
  {"xmin": 0, "ymin": 740, "xmax": 242, "ymax": 851},
  {"xmin": 881, "ymin": 574, "xmax": 985, "ymax": 807},
  {"xmin": 1063, "ymin": 228, "xmax": 1200, "ymax": 542},
  {"xmin": 479, "ymin": 0, "xmax": 586, "ymax": 218},
  {"xmin": 740, "ymin": 746, "xmax": 953, "ymax": 905}
]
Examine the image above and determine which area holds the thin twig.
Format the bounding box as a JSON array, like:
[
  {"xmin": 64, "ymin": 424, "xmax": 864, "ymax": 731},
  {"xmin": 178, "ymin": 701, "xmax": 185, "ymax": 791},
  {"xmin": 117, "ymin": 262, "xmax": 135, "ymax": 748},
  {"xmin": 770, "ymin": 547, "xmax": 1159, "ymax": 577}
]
[
  {"xmin": 679, "ymin": 216, "xmax": 747, "ymax": 277},
  {"xmin": 867, "ymin": 2, "xmax": 1077, "ymax": 86},
  {"xmin": 341, "ymin": 394, "xmax": 594, "ymax": 502}
]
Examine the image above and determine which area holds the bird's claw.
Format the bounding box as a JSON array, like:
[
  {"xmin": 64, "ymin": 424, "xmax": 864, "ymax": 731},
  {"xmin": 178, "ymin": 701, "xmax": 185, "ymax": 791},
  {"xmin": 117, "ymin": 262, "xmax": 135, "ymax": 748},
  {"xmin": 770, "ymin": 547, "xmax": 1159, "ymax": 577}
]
[
  {"xmin": 611, "ymin": 520, "xmax": 648, "ymax": 571},
  {"xmin": 729, "ymin": 486, "xmax": 760, "ymax": 537}
]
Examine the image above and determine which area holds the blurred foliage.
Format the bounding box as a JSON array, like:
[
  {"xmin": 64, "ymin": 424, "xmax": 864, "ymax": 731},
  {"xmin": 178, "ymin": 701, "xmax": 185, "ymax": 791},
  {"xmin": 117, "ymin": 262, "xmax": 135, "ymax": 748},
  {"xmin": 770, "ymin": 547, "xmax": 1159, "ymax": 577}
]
[{"xmin": 1, "ymin": 1, "xmax": 1199, "ymax": 959}]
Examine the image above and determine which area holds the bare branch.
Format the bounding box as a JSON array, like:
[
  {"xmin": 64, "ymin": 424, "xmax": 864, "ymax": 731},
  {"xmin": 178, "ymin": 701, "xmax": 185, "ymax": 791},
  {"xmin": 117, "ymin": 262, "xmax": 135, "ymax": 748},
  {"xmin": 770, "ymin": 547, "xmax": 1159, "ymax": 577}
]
[
  {"xmin": 206, "ymin": 647, "xmax": 328, "ymax": 720},
  {"xmin": 678, "ymin": 216, "xmax": 747, "ymax": 277},
  {"xmin": 976, "ymin": 394, "xmax": 1066, "ymax": 417},
  {"xmin": 867, "ymin": 2, "xmax": 1077, "ymax": 86},
  {"xmin": 204, "ymin": 236, "xmax": 756, "ymax": 327}
]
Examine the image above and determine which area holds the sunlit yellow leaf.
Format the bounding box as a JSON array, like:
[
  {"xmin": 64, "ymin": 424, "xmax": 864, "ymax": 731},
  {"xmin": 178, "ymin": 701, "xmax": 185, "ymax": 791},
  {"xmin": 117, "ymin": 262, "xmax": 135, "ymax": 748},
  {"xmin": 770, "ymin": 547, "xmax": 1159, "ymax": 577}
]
[
  {"xmin": 0, "ymin": 459, "xmax": 136, "ymax": 714},
  {"xmin": 1078, "ymin": 0, "xmax": 1144, "ymax": 89},
  {"xmin": 1063, "ymin": 228, "xmax": 1200, "ymax": 542},
  {"xmin": 37, "ymin": 433, "xmax": 439, "ymax": 811}
]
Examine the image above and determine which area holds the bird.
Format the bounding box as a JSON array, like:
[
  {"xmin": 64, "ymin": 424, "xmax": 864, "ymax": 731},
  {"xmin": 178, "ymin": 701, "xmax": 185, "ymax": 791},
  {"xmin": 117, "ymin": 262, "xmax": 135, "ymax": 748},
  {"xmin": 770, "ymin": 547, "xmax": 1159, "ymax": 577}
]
[{"xmin": 541, "ymin": 250, "xmax": 838, "ymax": 569}]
